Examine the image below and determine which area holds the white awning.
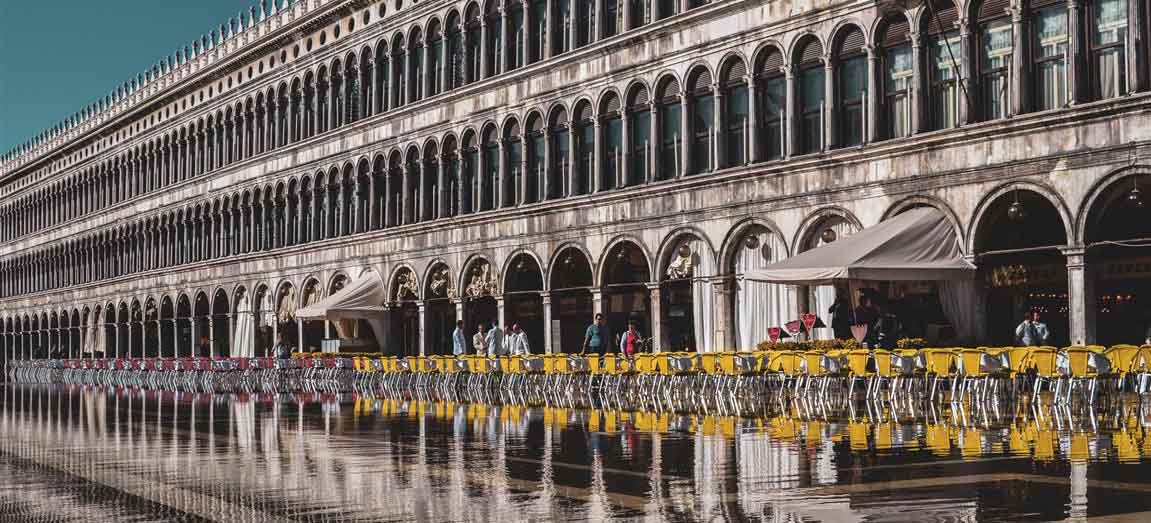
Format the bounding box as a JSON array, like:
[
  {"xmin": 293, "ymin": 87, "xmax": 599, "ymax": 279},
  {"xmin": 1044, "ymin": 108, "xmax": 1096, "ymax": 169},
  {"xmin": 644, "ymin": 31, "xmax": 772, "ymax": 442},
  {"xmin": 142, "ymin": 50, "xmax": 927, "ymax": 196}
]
[
  {"xmin": 743, "ymin": 207, "xmax": 976, "ymax": 285},
  {"xmin": 296, "ymin": 272, "xmax": 388, "ymax": 319}
]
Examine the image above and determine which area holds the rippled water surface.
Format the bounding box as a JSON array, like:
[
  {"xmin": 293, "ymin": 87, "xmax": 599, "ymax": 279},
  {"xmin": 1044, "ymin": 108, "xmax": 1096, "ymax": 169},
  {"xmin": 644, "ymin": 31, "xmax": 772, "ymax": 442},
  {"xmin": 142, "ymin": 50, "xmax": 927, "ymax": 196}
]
[{"xmin": 3, "ymin": 384, "xmax": 1151, "ymax": 522}]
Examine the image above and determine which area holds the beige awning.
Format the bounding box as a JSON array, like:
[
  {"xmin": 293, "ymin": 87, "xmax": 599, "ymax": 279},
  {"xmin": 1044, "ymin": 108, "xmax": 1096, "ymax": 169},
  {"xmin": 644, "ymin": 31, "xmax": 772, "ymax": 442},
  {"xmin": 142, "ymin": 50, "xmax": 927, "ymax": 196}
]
[
  {"xmin": 296, "ymin": 272, "xmax": 388, "ymax": 319},
  {"xmin": 743, "ymin": 207, "xmax": 976, "ymax": 285}
]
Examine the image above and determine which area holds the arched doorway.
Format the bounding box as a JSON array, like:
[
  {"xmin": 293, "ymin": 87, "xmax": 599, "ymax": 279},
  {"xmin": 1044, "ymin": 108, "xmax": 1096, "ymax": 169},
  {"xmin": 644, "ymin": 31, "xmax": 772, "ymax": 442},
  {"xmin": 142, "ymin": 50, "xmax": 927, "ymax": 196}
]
[
  {"xmin": 602, "ymin": 241, "xmax": 651, "ymax": 351},
  {"xmin": 462, "ymin": 258, "xmax": 500, "ymax": 347},
  {"xmin": 424, "ymin": 263, "xmax": 457, "ymax": 355},
  {"xmin": 974, "ymin": 188, "xmax": 1069, "ymax": 346},
  {"xmin": 505, "ymin": 253, "xmax": 544, "ymax": 354},
  {"xmin": 129, "ymin": 300, "xmax": 143, "ymax": 358},
  {"xmin": 798, "ymin": 213, "xmax": 859, "ymax": 340},
  {"xmin": 550, "ymin": 247, "xmax": 595, "ymax": 354},
  {"xmin": 659, "ymin": 234, "xmax": 716, "ymax": 352},
  {"xmin": 391, "ymin": 267, "xmax": 420, "ymax": 356},
  {"xmin": 117, "ymin": 303, "xmax": 130, "ymax": 358},
  {"xmin": 1081, "ymin": 167, "xmax": 1151, "ymax": 345},
  {"xmin": 730, "ymin": 225, "xmax": 792, "ymax": 350},
  {"xmin": 212, "ymin": 290, "xmax": 230, "ymax": 357}
]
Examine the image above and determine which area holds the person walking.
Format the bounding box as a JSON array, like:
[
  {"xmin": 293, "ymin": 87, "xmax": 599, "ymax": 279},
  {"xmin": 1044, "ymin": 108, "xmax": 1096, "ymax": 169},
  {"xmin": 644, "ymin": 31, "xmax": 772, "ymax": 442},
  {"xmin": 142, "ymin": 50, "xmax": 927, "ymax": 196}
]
[
  {"xmin": 582, "ymin": 313, "xmax": 608, "ymax": 355},
  {"xmin": 510, "ymin": 324, "xmax": 531, "ymax": 355},
  {"xmin": 473, "ymin": 324, "xmax": 487, "ymax": 354},
  {"xmin": 485, "ymin": 321, "xmax": 504, "ymax": 357},
  {"xmin": 452, "ymin": 320, "xmax": 468, "ymax": 356},
  {"xmin": 618, "ymin": 320, "xmax": 643, "ymax": 357},
  {"xmin": 272, "ymin": 332, "xmax": 291, "ymax": 360},
  {"xmin": 1015, "ymin": 311, "xmax": 1050, "ymax": 346}
]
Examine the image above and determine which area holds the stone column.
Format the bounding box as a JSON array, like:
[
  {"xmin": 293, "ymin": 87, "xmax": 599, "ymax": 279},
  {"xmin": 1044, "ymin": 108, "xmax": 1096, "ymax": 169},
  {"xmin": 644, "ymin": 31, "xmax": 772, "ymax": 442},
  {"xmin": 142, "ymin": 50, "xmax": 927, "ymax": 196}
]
[
  {"xmin": 1066, "ymin": 0, "xmax": 1082, "ymax": 104},
  {"xmin": 480, "ymin": 19, "xmax": 489, "ymax": 79},
  {"xmin": 1010, "ymin": 8, "xmax": 1026, "ymax": 116},
  {"xmin": 958, "ymin": 21, "xmax": 972, "ymax": 126},
  {"xmin": 544, "ymin": 0, "xmax": 554, "ymax": 59},
  {"xmin": 711, "ymin": 277, "xmax": 734, "ymax": 352},
  {"xmin": 866, "ymin": 46, "xmax": 880, "ymax": 143},
  {"xmin": 712, "ymin": 82, "xmax": 723, "ymax": 170},
  {"xmin": 785, "ymin": 67, "xmax": 797, "ymax": 158},
  {"xmin": 171, "ymin": 319, "xmax": 179, "ymax": 358},
  {"xmin": 593, "ymin": 0, "xmax": 603, "ymax": 41},
  {"xmin": 541, "ymin": 292, "xmax": 553, "ymax": 354},
  {"xmin": 500, "ymin": 3, "xmax": 511, "ymax": 73},
  {"xmin": 1064, "ymin": 247, "xmax": 1096, "ymax": 345},
  {"xmin": 746, "ymin": 77, "xmax": 759, "ymax": 163},
  {"xmin": 402, "ymin": 161, "xmax": 412, "ymax": 224},
  {"xmin": 678, "ymin": 93, "xmax": 690, "ymax": 175},
  {"xmin": 591, "ymin": 287, "xmax": 603, "ymax": 317},
  {"xmin": 297, "ymin": 318, "xmax": 304, "ymax": 354},
  {"xmin": 592, "ymin": 121, "xmax": 603, "ymax": 192},
  {"xmin": 911, "ymin": 32, "xmax": 924, "ymax": 134},
  {"xmin": 646, "ymin": 282, "xmax": 662, "ymax": 353},
  {"xmin": 620, "ymin": 110, "xmax": 631, "ymax": 187},
  {"xmin": 418, "ymin": 301, "xmax": 428, "ymax": 356},
  {"xmin": 1127, "ymin": 0, "xmax": 1144, "ymax": 93},
  {"xmin": 542, "ymin": 132, "xmax": 553, "ymax": 199},
  {"xmin": 519, "ymin": 132, "xmax": 530, "ymax": 204},
  {"xmin": 823, "ymin": 56, "xmax": 835, "ymax": 150},
  {"xmin": 207, "ymin": 319, "xmax": 216, "ymax": 358},
  {"xmin": 565, "ymin": 120, "xmax": 577, "ymax": 196},
  {"xmin": 497, "ymin": 140, "xmax": 508, "ymax": 208}
]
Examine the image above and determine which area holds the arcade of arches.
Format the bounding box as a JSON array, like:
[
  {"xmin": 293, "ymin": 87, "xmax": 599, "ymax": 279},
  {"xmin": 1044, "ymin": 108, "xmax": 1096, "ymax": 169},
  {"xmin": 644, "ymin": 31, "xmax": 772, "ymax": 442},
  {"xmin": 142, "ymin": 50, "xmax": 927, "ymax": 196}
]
[{"xmin": 4, "ymin": 165, "xmax": 1151, "ymax": 360}]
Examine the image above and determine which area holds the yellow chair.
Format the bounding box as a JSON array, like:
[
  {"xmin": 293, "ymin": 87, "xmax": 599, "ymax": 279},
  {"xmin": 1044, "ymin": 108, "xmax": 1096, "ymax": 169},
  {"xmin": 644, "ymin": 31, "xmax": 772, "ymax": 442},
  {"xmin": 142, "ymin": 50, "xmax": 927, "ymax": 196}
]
[
  {"xmin": 922, "ymin": 349, "xmax": 958, "ymax": 401},
  {"xmin": 1026, "ymin": 346, "xmax": 1061, "ymax": 402},
  {"xmin": 1105, "ymin": 345, "xmax": 1141, "ymax": 391}
]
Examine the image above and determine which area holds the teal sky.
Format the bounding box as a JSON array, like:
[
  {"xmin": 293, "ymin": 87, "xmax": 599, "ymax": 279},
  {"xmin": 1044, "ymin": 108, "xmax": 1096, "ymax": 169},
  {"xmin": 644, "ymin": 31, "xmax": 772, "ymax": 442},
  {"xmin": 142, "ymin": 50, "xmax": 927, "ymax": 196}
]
[{"xmin": 0, "ymin": 1, "xmax": 254, "ymax": 156}]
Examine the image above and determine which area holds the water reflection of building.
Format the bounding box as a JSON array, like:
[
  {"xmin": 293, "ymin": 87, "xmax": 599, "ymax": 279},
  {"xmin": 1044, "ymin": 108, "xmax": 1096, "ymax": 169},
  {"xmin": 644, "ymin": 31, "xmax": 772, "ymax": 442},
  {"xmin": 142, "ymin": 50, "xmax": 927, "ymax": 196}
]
[{"xmin": 1, "ymin": 1, "xmax": 1150, "ymax": 360}]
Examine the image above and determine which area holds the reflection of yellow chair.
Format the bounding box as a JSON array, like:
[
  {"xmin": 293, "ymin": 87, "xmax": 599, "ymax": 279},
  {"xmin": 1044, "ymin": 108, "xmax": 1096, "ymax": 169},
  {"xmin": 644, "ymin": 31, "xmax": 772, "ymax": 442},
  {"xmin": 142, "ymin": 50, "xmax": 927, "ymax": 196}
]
[
  {"xmin": 1008, "ymin": 424, "xmax": 1029, "ymax": 457},
  {"xmin": 875, "ymin": 422, "xmax": 894, "ymax": 450},
  {"xmin": 849, "ymin": 422, "xmax": 870, "ymax": 451},
  {"xmin": 960, "ymin": 428, "xmax": 983, "ymax": 460},
  {"xmin": 1070, "ymin": 433, "xmax": 1091, "ymax": 463},
  {"xmin": 1113, "ymin": 431, "xmax": 1142, "ymax": 463},
  {"xmin": 926, "ymin": 423, "xmax": 951, "ymax": 457}
]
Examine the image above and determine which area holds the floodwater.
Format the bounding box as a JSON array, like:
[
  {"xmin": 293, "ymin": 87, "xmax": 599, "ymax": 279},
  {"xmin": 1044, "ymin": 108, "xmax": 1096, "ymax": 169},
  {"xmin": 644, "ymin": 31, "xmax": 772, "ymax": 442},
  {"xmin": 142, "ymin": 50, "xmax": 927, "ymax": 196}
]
[{"xmin": 3, "ymin": 384, "xmax": 1151, "ymax": 522}]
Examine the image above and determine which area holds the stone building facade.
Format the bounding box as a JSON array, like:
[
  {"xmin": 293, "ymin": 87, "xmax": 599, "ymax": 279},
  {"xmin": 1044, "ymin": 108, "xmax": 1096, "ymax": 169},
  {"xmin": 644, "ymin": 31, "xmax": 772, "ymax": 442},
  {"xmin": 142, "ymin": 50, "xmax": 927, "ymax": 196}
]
[{"xmin": 1, "ymin": 0, "xmax": 1149, "ymax": 360}]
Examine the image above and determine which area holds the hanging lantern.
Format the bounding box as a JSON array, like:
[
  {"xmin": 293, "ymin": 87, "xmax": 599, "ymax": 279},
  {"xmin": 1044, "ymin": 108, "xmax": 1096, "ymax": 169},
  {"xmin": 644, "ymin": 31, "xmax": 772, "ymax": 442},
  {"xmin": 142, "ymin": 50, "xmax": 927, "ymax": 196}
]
[
  {"xmin": 515, "ymin": 257, "xmax": 527, "ymax": 272},
  {"xmin": 677, "ymin": 243, "xmax": 692, "ymax": 258},
  {"xmin": 820, "ymin": 228, "xmax": 837, "ymax": 244},
  {"xmin": 1130, "ymin": 177, "xmax": 1145, "ymax": 209},
  {"xmin": 563, "ymin": 252, "xmax": 574, "ymax": 267},
  {"xmin": 1007, "ymin": 200, "xmax": 1026, "ymax": 221},
  {"xmin": 616, "ymin": 248, "xmax": 627, "ymax": 261},
  {"xmin": 744, "ymin": 235, "xmax": 760, "ymax": 249}
]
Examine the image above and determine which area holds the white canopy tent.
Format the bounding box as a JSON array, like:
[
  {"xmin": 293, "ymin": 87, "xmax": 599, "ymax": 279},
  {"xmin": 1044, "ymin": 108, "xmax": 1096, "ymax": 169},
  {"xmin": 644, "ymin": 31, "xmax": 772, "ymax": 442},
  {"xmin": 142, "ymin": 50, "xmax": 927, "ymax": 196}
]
[
  {"xmin": 743, "ymin": 208, "xmax": 976, "ymax": 285},
  {"xmin": 295, "ymin": 272, "xmax": 389, "ymax": 353},
  {"xmin": 743, "ymin": 207, "xmax": 980, "ymax": 340}
]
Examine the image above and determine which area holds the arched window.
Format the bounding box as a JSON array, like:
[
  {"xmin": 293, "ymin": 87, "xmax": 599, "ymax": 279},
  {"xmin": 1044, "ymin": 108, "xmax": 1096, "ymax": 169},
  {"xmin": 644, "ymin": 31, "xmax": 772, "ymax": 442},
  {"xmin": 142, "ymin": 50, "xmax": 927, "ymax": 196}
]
[
  {"xmin": 466, "ymin": 7, "xmax": 482, "ymax": 82},
  {"xmin": 330, "ymin": 61, "xmax": 344, "ymax": 129},
  {"xmin": 548, "ymin": 107, "xmax": 570, "ymax": 200},
  {"xmin": 344, "ymin": 57, "xmax": 359, "ymax": 123},
  {"xmin": 756, "ymin": 48, "xmax": 786, "ymax": 160},
  {"xmin": 795, "ymin": 37, "xmax": 825, "ymax": 154},
  {"xmin": 443, "ymin": 137, "xmax": 461, "ymax": 217},
  {"xmin": 976, "ymin": 0, "xmax": 1013, "ymax": 121},
  {"xmin": 880, "ymin": 15, "xmax": 913, "ymax": 139},
  {"xmin": 423, "ymin": 145, "xmax": 438, "ymax": 221},
  {"xmin": 360, "ymin": 51, "xmax": 374, "ymax": 118},
  {"xmin": 387, "ymin": 152, "xmax": 403, "ymax": 227},
  {"xmin": 604, "ymin": 0, "xmax": 621, "ymax": 38},
  {"xmin": 555, "ymin": 0, "xmax": 573, "ymax": 55},
  {"xmin": 481, "ymin": 125, "xmax": 498, "ymax": 210},
  {"xmin": 1032, "ymin": 0, "xmax": 1069, "ymax": 110},
  {"xmin": 392, "ymin": 35, "xmax": 406, "ymax": 108},
  {"xmin": 600, "ymin": 93, "xmax": 623, "ymax": 191},
  {"xmin": 656, "ymin": 77, "xmax": 682, "ymax": 180},
  {"xmin": 627, "ymin": 85, "xmax": 651, "ymax": 187},
  {"xmin": 447, "ymin": 14, "xmax": 464, "ymax": 89},
  {"xmin": 835, "ymin": 28, "xmax": 867, "ymax": 147},
  {"xmin": 405, "ymin": 148, "xmax": 421, "ymax": 224},
  {"xmin": 428, "ymin": 22, "xmax": 444, "ymax": 96},
  {"xmin": 508, "ymin": 2, "xmax": 525, "ymax": 70},
  {"xmin": 485, "ymin": 2, "xmax": 502, "ymax": 77},
  {"xmin": 631, "ymin": 0, "xmax": 650, "ymax": 29},
  {"xmin": 529, "ymin": 0, "xmax": 546, "ymax": 63},
  {"xmin": 375, "ymin": 43, "xmax": 390, "ymax": 113},
  {"xmin": 503, "ymin": 120, "xmax": 522, "ymax": 207},
  {"xmin": 687, "ymin": 68, "xmax": 715, "ymax": 174},
  {"xmin": 409, "ymin": 30, "xmax": 424, "ymax": 103},
  {"xmin": 721, "ymin": 58, "xmax": 749, "ymax": 167},
  {"xmin": 925, "ymin": 0, "xmax": 960, "ymax": 130},
  {"xmin": 576, "ymin": 0, "xmax": 593, "ymax": 48},
  {"xmin": 303, "ymin": 73, "xmax": 316, "ymax": 138},
  {"xmin": 572, "ymin": 101, "xmax": 594, "ymax": 195},
  {"xmin": 462, "ymin": 131, "xmax": 478, "ymax": 214},
  {"xmin": 526, "ymin": 114, "xmax": 545, "ymax": 203},
  {"xmin": 1088, "ymin": 0, "xmax": 1128, "ymax": 100}
]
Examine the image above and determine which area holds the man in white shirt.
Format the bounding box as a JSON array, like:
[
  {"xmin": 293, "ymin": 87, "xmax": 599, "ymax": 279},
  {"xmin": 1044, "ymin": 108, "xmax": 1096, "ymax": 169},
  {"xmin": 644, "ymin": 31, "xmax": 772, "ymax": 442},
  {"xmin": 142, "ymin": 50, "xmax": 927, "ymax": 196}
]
[
  {"xmin": 1015, "ymin": 311, "xmax": 1050, "ymax": 346},
  {"xmin": 452, "ymin": 320, "xmax": 468, "ymax": 356},
  {"xmin": 510, "ymin": 324, "xmax": 531, "ymax": 355},
  {"xmin": 485, "ymin": 321, "xmax": 504, "ymax": 357}
]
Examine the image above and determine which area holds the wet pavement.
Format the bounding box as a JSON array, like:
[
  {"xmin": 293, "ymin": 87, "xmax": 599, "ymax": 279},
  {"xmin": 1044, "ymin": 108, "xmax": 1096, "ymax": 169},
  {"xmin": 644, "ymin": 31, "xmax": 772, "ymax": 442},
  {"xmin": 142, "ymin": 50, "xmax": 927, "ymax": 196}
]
[{"xmin": 2, "ymin": 384, "xmax": 1151, "ymax": 522}]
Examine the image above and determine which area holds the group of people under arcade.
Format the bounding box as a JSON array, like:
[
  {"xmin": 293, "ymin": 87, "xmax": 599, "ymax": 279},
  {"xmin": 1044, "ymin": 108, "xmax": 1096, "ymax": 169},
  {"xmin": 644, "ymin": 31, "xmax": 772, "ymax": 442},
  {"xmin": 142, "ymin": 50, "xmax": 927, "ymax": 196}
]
[{"xmin": 445, "ymin": 313, "xmax": 648, "ymax": 358}]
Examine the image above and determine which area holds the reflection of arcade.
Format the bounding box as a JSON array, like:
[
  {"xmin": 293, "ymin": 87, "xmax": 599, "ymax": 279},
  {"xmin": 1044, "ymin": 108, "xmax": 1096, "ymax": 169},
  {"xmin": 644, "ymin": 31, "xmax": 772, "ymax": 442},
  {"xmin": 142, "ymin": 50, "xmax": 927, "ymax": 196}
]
[
  {"xmin": 603, "ymin": 242, "xmax": 651, "ymax": 349},
  {"xmin": 977, "ymin": 190, "xmax": 1069, "ymax": 346},
  {"xmin": 550, "ymin": 247, "xmax": 594, "ymax": 354},
  {"xmin": 1084, "ymin": 169, "xmax": 1151, "ymax": 346}
]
